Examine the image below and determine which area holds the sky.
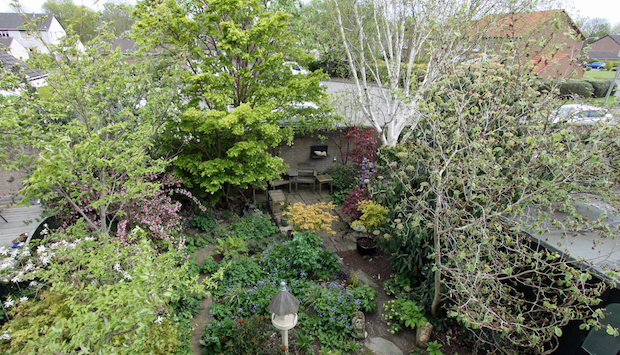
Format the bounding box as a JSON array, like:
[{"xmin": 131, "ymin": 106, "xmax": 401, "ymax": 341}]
[{"xmin": 1, "ymin": 0, "xmax": 619, "ymax": 27}]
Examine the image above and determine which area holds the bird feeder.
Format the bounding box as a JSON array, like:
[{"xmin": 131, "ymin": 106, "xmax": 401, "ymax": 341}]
[{"xmin": 268, "ymin": 281, "xmax": 299, "ymax": 352}]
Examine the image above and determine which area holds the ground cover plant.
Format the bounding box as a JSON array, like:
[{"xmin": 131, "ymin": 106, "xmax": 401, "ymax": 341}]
[{"xmin": 201, "ymin": 229, "xmax": 377, "ymax": 354}]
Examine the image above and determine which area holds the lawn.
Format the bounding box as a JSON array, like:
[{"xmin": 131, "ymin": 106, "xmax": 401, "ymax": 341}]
[{"xmin": 583, "ymin": 69, "xmax": 619, "ymax": 79}]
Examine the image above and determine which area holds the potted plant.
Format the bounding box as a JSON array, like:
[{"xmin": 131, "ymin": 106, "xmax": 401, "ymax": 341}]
[{"xmin": 356, "ymin": 236, "xmax": 376, "ymax": 255}]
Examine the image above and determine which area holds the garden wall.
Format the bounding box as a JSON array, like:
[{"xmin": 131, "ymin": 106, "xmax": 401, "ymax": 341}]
[
  {"xmin": 278, "ymin": 129, "xmax": 352, "ymax": 173},
  {"xmin": 0, "ymin": 169, "xmax": 25, "ymax": 197}
]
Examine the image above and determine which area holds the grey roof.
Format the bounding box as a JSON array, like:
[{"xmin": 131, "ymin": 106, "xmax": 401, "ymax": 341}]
[
  {"xmin": 587, "ymin": 50, "xmax": 620, "ymax": 61},
  {"xmin": 111, "ymin": 38, "xmax": 135, "ymax": 54},
  {"xmin": 0, "ymin": 51, "xmax": 45, "ymax": 80},
  {"xmin": 0, "ymin": 13, "xmax": 54, "ymax": 31},
  {"xmin": 610, "ymin": 35, "xmax": 620, "ymax": 46},
  {"xmin": 0, "ymin": 37, "xmax": 13, "ymax": 47}
]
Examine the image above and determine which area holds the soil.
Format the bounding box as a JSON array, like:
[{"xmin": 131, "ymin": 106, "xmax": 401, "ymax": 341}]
[{"xmin": 336, "ymin": 246, "xmax": 476, "ymax": 355}]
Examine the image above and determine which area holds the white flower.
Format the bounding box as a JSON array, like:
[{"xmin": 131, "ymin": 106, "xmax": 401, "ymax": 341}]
[
  {"xmin": 37, "ymin": 245, "xmax": 46, "ymax": 253},
  {"xmin": 19, "ymin": 297, "xmax": 28, "ymax": 302},
  {"xmin": 154, "ymin": 316, "xmax": 163, "ymax": 325},
  {"xmin": 4, "ymin": 297, "xmax": 14, "ymax": 308},
  {"xmin": 0, "ymin": 333, "xmax": 10, "ymax": 340},
  {"xmin": 113, "ymin": 264, "xmax": 121, "ymax": 272},
  {"xmin": 29, "ymin": 281, "xmax": 38, "ymax": 287},
  {"xmin": 0, "ymin": 247, "xmax": 9, "ymax": 256},
  {"xmin": 11, "ymin": 276, "xmax": 20, "ymax": 283}
]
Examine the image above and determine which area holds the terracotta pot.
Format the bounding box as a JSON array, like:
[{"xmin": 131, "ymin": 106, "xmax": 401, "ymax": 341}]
[{"xmin": 356, "ymin": 237, "xmax": 376, "ymax": 256}]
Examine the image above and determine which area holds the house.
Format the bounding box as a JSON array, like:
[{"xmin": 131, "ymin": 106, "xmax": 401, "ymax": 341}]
[
  {"xmin": 0, "ymin": 13, "xmax": 66, "ymax": 54},
  {"xmin": 477, "ymin": 9, "xmax": 585, "ymax": 79},
  {"xmin": 0, "ymin": 50, "xmax": 47, "ymax": 88},
  {"xmin": 0, "ymin": 37, "xmax": 29, "ymax": 60},
  {"xmin": 587, "ymin": 35, "xmax": 620, "ymax": 60}
]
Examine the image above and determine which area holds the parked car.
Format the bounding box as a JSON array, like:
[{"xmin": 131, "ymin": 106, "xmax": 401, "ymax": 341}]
[
  {"xmin": 586, "ymin": 62, "xmax": 606, "ymax": 69},
  {"xmin": 283, "ymin": 61, "xmax": 309, "ymax": 75},
  {"xmin": 549, "ymin": 104, "xmax": 615, "ymax": 126}
]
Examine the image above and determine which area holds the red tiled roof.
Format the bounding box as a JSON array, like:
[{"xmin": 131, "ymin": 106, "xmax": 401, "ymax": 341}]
[
  {"xmin": 530, "ymin": 52, "xmax": 569, "ymax": 74},
  {"xmin": 478, "ymin": 9, "xmax": 584, "ymax": 38}
]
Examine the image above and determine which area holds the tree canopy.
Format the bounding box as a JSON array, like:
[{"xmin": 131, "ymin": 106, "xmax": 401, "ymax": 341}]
[
  {"xmin": 0, "ymin": 33, "xmax": 182, "ymax": 238},
  {"xmin": 369, "ymin": 57, "xmax": 620, "ymax": 353},
  {"xmin": 133, "ymin": 0, "xmax": 337, "ymax": 202}
]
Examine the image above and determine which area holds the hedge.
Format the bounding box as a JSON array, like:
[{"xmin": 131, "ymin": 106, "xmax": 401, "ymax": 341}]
[
  {"xmin": 557, "ymin": 80, "xmax": 594, "ymax": 98},
  {"xmin": 583, "ymin": 79, "xmax": 618, "ymax": 98}
]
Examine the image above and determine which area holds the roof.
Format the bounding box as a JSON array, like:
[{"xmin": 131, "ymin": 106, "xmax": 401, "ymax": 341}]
[
  {"xmin": 530, "ymin": 52, "xmax": 569, "ymax": 74},
  {"xmin": 111, "ymin": 38, "xmax": 135, "ymax": 54},
  {"xmin": 0, "ymin": 37, "xmax": 13, "ymax": 47},
  {"xmin": 0, "ymin": 13, "xmax": 54, "ymax": 31},
  {"xmin": 587, "ymin": 50, "xmax": 620, "ymax": 61},
  {"xmin": 0, "ymin": 51, "xmax": 45, "ymax": 80},
  {"xmin": 479, "ymin": 9, "xmax": 584, "ymax": 39},
  {"xmin": 608, "ymin": 35, "xmax": 620, "ymax": 46}
]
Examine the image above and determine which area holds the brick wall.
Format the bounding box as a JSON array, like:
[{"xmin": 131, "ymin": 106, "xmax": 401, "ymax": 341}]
[{"xmin": 278, "ymin": 130, "xmax": 351, "ymax": 173}]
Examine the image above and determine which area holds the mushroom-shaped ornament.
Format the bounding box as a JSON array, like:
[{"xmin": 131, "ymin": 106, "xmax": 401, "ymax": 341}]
[{"xmin": 268, "ymin": 281, "xmax": 299, "ymax": 352}]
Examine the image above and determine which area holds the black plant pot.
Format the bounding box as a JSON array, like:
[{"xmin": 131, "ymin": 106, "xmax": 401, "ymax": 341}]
[{"xmin": 356, "ymin": 237, "xmax": 377, "ymax": 256}]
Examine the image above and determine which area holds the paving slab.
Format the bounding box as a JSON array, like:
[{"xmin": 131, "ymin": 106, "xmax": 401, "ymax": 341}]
[{"xmin": 365, "ymin": 337, "xmax": 403, "ymax": 355}]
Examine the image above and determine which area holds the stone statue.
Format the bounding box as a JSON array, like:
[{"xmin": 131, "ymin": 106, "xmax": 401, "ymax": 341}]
[
  {"xmin": 416, "ymin": 321, "xmax": 433, "ymax": 348},
  {"xmin": 351, "ymin": 311, "xmax": 367, "ymax": 339}
]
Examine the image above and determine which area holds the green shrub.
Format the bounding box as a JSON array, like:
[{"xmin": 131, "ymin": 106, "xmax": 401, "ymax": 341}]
[
  {"xmin": 200, "ymin": 256, "xmax": 220, "ymax": 275},
  {"xmin": 606, "ymin": 61, "xmax": 614, "ymax": 71},
  {"xmin": 259, "ymin": 232, "xmax": 340, "ymax": 280},
  {"xmin": 558, "ymin": 80, "xmax": 593, "ymax": 98},
  {"xmin": 583, "ymin": 79, "xmax": 618, "ymax": 98},
  {"xmin": 190, "ymin": 214, "xmax": 216, "ymax": 232},
  {"xmin": 221, "ymin": 256, "xmax": 264, "ymax": 290},
  {"xmin": 200, "ymin": 315, "xmax": 272, "ymax": 355},
  {"xmin": 228, "ymin": 214, "xmax": 279, "ymax": 240},
  {"xmin": 383, "ymin": 298, "xmax": 428, "ymax": 333},
  {"xmin": 217, "ymin": 236, "xmax": 248, "ymax": 260}
]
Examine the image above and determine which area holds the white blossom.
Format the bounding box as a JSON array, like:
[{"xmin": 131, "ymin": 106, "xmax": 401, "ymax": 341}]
[
  {"xmin": 154, "ymin": 316, "xmax": 163, "ymax": 325},
  {"xmin": 19, "ymin": 297, "xmax": 28, "ymax": 302},
  {"xmin": 4, "ymin": 297, "xmax": 14, "ymax": 308}
]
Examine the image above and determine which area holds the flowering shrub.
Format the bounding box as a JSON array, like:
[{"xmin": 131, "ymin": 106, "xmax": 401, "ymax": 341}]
[
  {"xmin": 0, "ymin": 226, "xmax": 204, "ymax": 354},
  {"xmin": 46, "ymin": 173, "xmax": 187, "ymax": 250},
  {"xmin": 355, "ymin": 158, "xmax": 376, "ymax": 187},
  {"xmin": 201, "ymin": 315, "xmax": 272, "ymax": 355},
  {"xmin": 341, "ymin": 126, "xmax": 378, "ymax": 165},
  {"xmin": 283, "ymin": 202, "xmax": 339, "ymax": 235},
  {"xmin": 338, "ymin": 186, "xmax": 369, "ymax": 223}
]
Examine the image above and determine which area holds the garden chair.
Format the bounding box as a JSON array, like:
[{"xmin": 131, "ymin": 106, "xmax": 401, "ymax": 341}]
[{"xmin": 295, "ymin": 169, "xmax": 316, "ymax": 192}]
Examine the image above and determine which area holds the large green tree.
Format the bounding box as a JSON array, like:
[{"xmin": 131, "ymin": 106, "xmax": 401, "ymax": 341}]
[
  {"xmin": 0, "ymin": 33, "xmax": 182, "ymax": 238},
  {"xmin": 134, "ymin": 0, "xmax": 335, "ymax": 202},
  {"xmin": 370, "ymin": 58, "xmax": 620, "ymax": 353},
  {"xmin": 42, "ymin": 0, "xmax": 99, "ymax": 43}
]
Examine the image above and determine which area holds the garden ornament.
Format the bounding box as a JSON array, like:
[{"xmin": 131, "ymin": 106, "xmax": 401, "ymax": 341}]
[
  {"xmin": 268, "ymin": 281, "xmax": 299, "ymax": 353},
  {"xmin": 351, "ymin": 311, "xmax": 367, "ymax": 339},
  {"xmin": 416, "ymin": 321, "xmax": 433, "ymax": 348}
]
